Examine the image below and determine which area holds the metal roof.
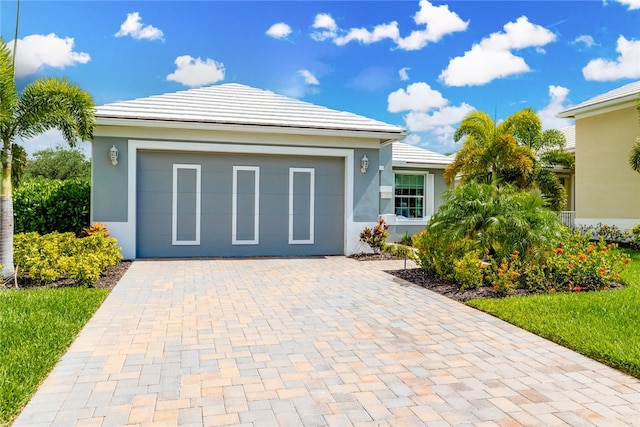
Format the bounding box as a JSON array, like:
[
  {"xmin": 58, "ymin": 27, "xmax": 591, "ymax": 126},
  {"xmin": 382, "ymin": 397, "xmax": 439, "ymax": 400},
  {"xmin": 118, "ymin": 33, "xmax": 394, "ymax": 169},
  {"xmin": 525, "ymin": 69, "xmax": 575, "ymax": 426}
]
[
  {"xmin": 96, "ymin": 83, "xmax": 406, "ymax": 139},
  {"xmin": 392, "ymin": 142, "xmax": 453, "ymax": 169},
  {"xmin": 558, "ymin": 125, "xmax": 575, "ymax": 153},
  {"xmin": 558, "ymin": 80, "xmax": 640, "ymax": 118}
]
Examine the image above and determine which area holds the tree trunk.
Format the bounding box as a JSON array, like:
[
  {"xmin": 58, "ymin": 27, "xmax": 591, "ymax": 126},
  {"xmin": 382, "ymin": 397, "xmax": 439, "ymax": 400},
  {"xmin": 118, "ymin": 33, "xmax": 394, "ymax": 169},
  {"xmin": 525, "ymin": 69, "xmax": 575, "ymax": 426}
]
[{"xmin": 1, "ymin": 149, "xmax": 14, "ymax": 278}]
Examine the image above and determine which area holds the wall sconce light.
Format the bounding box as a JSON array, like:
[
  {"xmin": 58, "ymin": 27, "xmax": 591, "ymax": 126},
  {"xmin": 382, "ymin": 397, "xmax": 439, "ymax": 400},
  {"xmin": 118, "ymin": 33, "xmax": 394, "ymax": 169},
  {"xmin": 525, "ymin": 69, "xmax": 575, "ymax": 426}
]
[
  {"xmin": 109, "ymin": 145, "xmax": 119, "ymax": 166},
  {"xmin": 360, "ymin": 155, "xmax": 369, "ymax": 174}
]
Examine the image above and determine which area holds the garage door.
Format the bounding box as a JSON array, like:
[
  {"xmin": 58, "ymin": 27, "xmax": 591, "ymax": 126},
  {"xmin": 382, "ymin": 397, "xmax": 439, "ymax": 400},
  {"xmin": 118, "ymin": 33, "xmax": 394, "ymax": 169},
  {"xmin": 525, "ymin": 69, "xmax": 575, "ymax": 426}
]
[{"xmin": 136, "ymin": 151, "xmax": 344, "ymax": 257}]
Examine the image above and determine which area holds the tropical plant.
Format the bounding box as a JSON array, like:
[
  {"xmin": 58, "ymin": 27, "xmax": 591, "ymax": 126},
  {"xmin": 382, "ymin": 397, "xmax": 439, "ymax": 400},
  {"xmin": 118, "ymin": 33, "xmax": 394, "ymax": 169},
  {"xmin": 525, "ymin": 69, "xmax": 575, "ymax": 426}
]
[
  {"xmin": 445, "ymin": 108, "xmax": 573, "ymax": 211},
  {"xmin": 0, "ymin": 37, "xmax": 95, "ymax": 278},
  {"xmin": 425, "ymin": 181, "xmax": 567, "ymax": 262},
  {"xmin": 359, "ymin": 218, "xmax": 389, "ymax": 254}
]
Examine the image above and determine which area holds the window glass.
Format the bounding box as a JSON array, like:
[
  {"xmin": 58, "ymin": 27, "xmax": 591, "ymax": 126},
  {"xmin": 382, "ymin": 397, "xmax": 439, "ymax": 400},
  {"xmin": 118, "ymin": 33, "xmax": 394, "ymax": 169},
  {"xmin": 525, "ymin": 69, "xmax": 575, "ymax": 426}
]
[{"xmin": 394, "ymin": 174, "xmax": 425, "ymax": 218}]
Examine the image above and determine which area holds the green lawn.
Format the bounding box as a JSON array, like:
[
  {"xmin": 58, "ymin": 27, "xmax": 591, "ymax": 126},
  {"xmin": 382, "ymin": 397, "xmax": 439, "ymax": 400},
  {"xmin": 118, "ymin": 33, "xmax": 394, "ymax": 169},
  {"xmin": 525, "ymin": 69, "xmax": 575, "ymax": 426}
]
[
  {"xmin": 0, "ymin": 287, "xmax": 109, "ymax": 426},
  {"xmin": 468, "ymin": 249, "xmax": 640, "ymax": 378}
]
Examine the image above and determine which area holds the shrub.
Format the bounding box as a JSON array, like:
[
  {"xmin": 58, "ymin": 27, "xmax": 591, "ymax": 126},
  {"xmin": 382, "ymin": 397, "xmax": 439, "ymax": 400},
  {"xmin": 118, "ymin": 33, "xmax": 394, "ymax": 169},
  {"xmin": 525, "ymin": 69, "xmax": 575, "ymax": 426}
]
[
  {"xmin": 13, "ymin": 178, "xmax": 90, "ymax": 234},
  {"xmin": 359, "ymin": 218, "xmax": 389, "ymax": 254},
  {"xmin": 427, "ymin": 182, "xmax": 566, "ymax": 262},
  {"xmin": 578, "ymin": 222, "xmax": 632, "ymax": 244},
  {"xmin": 631, "ymin": 223, "xmax": 640, "ymax": 249},
  {"xmin": 14, "ymin": 229, "xmax": 122, "ymax": 287},
  {"xmin": 399, "ymin": 233, "xmax": 413, "ymax": 247},
  {"xmin": 453, "ymin": 251, "xmax": 485, "ymax": 290}
]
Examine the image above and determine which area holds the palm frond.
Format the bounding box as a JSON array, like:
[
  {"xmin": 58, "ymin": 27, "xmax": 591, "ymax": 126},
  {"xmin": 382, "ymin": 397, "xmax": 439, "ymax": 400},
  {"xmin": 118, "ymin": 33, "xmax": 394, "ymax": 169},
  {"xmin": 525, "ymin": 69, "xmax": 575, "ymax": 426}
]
[
  {"xmin": 14, "ymin": 77, "xmax": 95, "ymax": 145},
  {"xmin": 0, "ymin": 38, "xmax": 18, "ymax": 144},
  {"xmin": 629, "ymin": 138, "xmax": 640, "ymax": 173}
]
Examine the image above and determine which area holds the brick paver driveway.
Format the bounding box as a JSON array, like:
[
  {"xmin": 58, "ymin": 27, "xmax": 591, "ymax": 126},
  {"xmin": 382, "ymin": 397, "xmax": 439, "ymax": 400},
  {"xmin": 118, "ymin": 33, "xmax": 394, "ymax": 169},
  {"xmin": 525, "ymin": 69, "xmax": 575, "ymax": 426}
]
[{"xmin": 13, "ymin": 257, "xmax": 640, "ymax": 426}]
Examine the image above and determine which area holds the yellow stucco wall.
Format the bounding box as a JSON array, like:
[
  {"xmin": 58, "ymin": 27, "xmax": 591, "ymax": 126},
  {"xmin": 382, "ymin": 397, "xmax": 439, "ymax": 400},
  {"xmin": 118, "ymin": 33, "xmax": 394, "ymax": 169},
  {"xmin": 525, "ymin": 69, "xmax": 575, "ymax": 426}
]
[{"xmin": 575, "ymin": 105, "xmax": 640, "ymax": 221}]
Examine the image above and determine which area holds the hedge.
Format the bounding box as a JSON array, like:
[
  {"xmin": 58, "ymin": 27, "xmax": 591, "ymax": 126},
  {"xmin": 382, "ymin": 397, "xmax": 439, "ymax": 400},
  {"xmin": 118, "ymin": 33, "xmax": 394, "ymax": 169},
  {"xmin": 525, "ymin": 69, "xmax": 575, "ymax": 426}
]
[{"xmin": 13, "ymin": 178, "xmax": 90, "ymax": 235}]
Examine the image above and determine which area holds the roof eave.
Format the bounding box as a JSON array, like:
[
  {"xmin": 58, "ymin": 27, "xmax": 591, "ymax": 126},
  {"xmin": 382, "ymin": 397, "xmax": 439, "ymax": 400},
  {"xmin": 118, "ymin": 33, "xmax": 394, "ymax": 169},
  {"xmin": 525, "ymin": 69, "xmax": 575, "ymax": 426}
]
[
  {"xmin": 95, "ymin": 116, "xmax": 407, "ymax": 142},
  {"xmin": 558, "ymin": 94, "xmax": 637, "ymax": 119},
  {"xmin": 392, "ymin": 160, "xmax": 450, "ymax": 169}
]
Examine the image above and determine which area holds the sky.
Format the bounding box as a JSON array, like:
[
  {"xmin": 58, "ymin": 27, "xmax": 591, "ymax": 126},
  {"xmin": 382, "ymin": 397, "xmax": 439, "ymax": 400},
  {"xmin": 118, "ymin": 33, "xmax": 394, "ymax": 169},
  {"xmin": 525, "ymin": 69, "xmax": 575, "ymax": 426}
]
[{"xmin": 0, "ymin": 0, "xmax": 639, "ymax": 156}]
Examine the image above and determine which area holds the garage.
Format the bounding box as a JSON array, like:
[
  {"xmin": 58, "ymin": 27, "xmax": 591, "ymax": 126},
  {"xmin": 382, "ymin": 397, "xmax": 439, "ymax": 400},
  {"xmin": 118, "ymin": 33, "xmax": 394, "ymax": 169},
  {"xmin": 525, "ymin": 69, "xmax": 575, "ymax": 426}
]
[
  {"xmin": 136, "ymin": 151, "xmax": 344, "ymax": 258},
  {"xmin": 91, "ymin": 83, "xmax": 406, "ymax": 259}
]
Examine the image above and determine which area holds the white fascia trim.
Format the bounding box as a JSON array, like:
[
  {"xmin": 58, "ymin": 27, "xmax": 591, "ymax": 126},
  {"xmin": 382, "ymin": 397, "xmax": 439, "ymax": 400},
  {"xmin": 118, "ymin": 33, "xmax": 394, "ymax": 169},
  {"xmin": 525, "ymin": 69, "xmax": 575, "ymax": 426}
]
[
  {"xmin": 289, "ymin": 168, "xmax": 315, "ymax": 245},
  {"xmin": 96, "ymin": 117, "xmax": 405, "ymax": 141},
  {"xmin": 172, "ymin": 164, "xmax": 201, "ymax": 246},
  {"xmin": 232, "ymin": 166, "xmax": 260, "ymax": 245},
  {"xmin": 122, "ymin": 140, "xmax": 355, "ymax": 259}
]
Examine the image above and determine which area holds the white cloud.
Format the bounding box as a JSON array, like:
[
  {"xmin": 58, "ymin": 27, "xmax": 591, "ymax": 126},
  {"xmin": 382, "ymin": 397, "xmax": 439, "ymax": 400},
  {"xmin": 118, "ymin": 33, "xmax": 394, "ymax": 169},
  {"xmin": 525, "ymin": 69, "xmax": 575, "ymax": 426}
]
[
  {"xmin": 401, "ymin": 134, "xmax": 422, "ymax": 146},
  {"xmin": 166, "ymin": 55, "xmax": 225, "ymax": 87},
  {"xmin": 582, "ymin": 35, "xmax": 640, "ymax": 81},
  {"xmin": 387, "ymin": 82, "xmax": 447, "ymax": 113},
  {"xmin": 396, "ymin": 0, "xmax": 469, "ymax": 50},
  {"xmin": 614, "ymin": 0, "xmax": 640, "ymax": 9},
  {"xmin": 311, "ymin": 1, "xmax": 467, "ymax": 51},
  {"xmin": 8, "ymin": 34, "xmax": 90, "ymax": 78},
  {"xmin": 404, "ymin": 103, "xmax": 474, "ymax": 132},
  {"xmin": 311, "ymin": 13, "xmax": 338, "ymax": 41},
  {"xmin": 298, "ymin": 69, "xmax": 319, "ymax": 85},
  {"xmin": 573, "ymin": 35, "xmax": 596, "ymax": 48},
  {"xmin": 266, "ymin": 22, "xmax": 292, "ymax": 39},
  {"xmin": 115, "ymin": 12, "xmax": 164, "ymax": 41},
  {"xmin": 334, "ymin": 22, "xmax": 400, "ymax": 46},
  {"xmin": 387, "ymin": 82, "xmax": 474, "ymax": 151},
  {"xmin": 439, "ymin": 16, "xmax": 556, "ymax": 86},
  {"xmin": 538, "ymin": 85, "xmax": 574, "ymax": 130},
  {"xmin": 399, "ymin": 67, "xmax": 410, "ymax": 81}
]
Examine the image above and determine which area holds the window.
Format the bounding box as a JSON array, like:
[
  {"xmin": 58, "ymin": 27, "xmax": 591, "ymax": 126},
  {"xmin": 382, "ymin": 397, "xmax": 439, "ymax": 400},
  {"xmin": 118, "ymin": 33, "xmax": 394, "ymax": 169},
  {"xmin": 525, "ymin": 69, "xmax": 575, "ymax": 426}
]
[{"xmin": 394, "ymin": 173, "xmax": 434, "ymax": 220}]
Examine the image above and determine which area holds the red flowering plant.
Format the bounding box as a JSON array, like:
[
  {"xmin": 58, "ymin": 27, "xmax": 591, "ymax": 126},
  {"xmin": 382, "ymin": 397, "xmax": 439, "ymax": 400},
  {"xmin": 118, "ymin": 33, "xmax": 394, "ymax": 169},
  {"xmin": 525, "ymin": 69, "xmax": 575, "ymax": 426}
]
[{"xmin": 532, "ymin": 232, "xmax": 629, "ymax": 292}]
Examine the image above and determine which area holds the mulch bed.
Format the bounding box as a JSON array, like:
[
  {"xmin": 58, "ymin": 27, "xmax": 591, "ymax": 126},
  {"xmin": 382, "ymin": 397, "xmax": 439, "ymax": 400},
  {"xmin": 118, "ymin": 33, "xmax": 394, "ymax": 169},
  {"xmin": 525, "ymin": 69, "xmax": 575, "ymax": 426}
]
[
  {"xmin": 350, "ymin": 252, "xmax": 624, "ymax": 303},
  {"xmin": 2, "ymin": 261, "xmax": 133, "ymax": 291}
]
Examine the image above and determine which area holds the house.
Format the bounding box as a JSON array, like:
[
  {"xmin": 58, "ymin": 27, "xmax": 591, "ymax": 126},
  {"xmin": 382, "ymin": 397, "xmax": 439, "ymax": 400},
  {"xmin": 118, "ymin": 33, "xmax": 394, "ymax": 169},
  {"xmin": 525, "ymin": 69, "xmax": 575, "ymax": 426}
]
[
  {"xmin": 381, "ymin": 142, "xmax": 452, "ymax": 240},
  {"xmin": 92, "ymin": 83, "xmax": 408, "ymax": 259},
  {"xmin": 558, "ymin": 80, "xmax": 640, "ymax": 231}
]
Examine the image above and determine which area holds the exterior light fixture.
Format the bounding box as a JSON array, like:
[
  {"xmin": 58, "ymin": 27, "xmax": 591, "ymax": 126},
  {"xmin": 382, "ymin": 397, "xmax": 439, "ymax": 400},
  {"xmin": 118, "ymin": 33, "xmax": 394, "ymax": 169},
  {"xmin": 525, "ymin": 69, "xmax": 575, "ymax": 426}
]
[
  {"xmin": 360, "ymin": 155, "xmax": 369, "ymax": 174},
  {"xmin": 109, "ymin": 145, "xmax": 119, "ymax": 166}
]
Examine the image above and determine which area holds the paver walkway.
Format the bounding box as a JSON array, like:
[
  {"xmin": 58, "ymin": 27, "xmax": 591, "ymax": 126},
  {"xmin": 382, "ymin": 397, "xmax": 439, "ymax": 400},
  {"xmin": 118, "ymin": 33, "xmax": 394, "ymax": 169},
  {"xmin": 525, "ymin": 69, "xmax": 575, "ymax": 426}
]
[{"xmin": 13, "ymin": 257, "xmax": 640, "ymax": 426}]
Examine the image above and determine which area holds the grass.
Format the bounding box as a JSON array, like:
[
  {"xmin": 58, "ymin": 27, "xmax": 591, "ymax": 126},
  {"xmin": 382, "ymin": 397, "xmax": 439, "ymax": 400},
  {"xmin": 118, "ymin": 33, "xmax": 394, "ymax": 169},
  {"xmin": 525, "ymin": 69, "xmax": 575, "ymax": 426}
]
[
  {"xmin": 468, "ymin": 248, "xmax": 640, "ymax": 378},
  {"xmin": 0, "ymin": 287, "xmax": 109, "ymax": 426}
]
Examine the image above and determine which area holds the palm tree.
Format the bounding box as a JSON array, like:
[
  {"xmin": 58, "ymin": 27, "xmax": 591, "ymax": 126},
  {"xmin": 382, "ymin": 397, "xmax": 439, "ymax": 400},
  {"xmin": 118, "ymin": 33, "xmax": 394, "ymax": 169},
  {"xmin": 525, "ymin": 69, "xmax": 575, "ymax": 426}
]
[
  {"xmin": 445, "ymin": 108, "xmax": 573, "ymax": 211},
  {"xmin": 0, "ymin": 37, "xmax": 95, "ymax": 278}
]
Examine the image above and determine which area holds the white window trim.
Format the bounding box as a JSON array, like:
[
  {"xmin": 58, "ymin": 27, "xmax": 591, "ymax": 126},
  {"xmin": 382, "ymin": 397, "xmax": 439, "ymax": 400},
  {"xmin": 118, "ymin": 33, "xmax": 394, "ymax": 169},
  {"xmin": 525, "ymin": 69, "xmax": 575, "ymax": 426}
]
[
  {"xmin": 172, "ymin": 164, "xmax": 201, "ymax": 245},
  {"xmin": 393, "ymin": 171, "xmax": 434, "ymax": 225},
  {"xmin": 232, "ymin": 166, "xmax": 260, "ymax": 245},
  {"xmin": 289, "ymin": 167, "xmax": 315, "ymax": 245}
]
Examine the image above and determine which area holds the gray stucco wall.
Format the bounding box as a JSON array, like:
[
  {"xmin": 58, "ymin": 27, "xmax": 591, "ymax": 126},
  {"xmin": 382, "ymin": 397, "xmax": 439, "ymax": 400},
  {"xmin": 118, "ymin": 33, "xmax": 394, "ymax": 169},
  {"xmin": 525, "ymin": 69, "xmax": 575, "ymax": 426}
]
[
  {"xmin": 379, "ymin": 144, "xmax": 394, "ymax": 215},
  {"xmin": 352, "ymin": 148, "xmax": 381, "ymax": 222},
  {"xmin": 91, "ymin": 137, "xmax": 128, "ymax": 222}
]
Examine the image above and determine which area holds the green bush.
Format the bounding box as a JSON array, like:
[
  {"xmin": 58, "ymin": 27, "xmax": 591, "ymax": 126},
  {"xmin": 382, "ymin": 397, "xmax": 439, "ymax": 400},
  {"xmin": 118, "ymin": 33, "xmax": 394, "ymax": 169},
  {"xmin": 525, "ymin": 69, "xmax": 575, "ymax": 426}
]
[
  {"xmin": 14, "ymin": 230, "xmax": 122, "ymax": 287},
  {"xmin": 453, "ymin": 251, "xmax": 485, "ymax": 290},
  {"xmin": 413, "ymin": 182, "xmax": 629, "ymax": 296},
  {"xmin": 631, "ymin": 223, "xmax": 640, "ymax": 249},
  {"xmin": 577, "ymin": 222, "xmax": 632, "ymax": 244},
  {"xmin": 13, "ymin": 178, "xmax": 90, "ymax": 234}
]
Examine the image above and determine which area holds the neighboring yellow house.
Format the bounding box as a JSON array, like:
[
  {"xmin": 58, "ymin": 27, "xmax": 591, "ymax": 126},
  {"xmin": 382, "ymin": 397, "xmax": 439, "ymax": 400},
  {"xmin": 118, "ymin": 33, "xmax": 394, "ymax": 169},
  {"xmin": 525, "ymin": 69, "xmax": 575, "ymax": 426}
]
[{"xmin": 558, "ymin": 80, "xmax": 640, "ymax": 231}]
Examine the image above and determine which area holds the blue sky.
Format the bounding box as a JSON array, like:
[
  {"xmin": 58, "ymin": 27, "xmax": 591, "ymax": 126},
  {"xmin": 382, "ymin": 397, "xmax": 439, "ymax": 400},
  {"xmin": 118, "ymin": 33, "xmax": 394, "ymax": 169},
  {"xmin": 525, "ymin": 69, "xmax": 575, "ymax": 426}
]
[{"xmin": 1, "ymin": 0, "xmax": 639, "ymax": 155}]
